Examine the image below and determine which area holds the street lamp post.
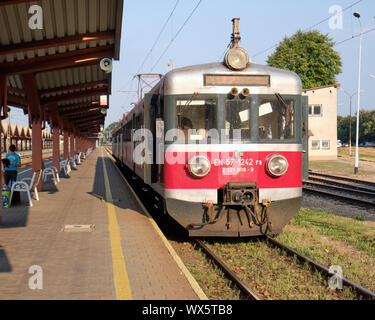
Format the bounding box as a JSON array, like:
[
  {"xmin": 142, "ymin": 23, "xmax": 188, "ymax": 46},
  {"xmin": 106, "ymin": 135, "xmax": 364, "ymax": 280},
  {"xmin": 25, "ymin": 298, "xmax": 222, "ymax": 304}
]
[
  {"xmin": 353, "ymin": 12, "xmax": 363, "ymax": 175},
  {"xmin": 341, "ymin": 89, "xmax": 357, "ymax": 156}
]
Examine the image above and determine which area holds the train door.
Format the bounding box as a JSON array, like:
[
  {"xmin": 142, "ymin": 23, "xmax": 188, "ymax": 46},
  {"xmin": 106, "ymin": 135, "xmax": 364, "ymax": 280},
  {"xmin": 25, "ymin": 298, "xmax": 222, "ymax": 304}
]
[
  {"xmin": 144, "ymin": 93, "xmax": 161, "ymax": 185},
  {"xmin": 132, "ymin": 114, "xmax": 136, "ymax": 175},
  {"xmin": 120, "ymin": 132, "xmax": 123, "ymax": 163},
  {"xmin": 144, "ymin": 94, "xmax": 152, "ymax": 184},
  {"xmin": 150, "ymin": 103, "xmax": 159, "ymax": 183},
  {"xmin": 302, "ymin": 96, "xmax": 309, "ymax": 180},
  {"xmin": 116, "ymin": 135, "xmax": 119, "ymax": 157}
]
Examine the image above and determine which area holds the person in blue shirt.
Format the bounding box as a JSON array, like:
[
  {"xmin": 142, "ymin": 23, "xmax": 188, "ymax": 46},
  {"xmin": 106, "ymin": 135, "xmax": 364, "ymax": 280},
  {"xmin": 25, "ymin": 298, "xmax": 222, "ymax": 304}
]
[{"xmin": 4, "ymin": 144, "xmax": 21, "ymax": 186}]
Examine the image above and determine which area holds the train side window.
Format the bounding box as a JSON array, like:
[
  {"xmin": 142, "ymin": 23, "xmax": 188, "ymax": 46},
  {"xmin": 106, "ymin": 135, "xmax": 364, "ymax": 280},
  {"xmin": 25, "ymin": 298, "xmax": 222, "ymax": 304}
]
[
  {"xmin": 225, "ymin": 99, "xmax": 251, "ymax": 141},
  {"xmin": 176, "ymin": 99, "xmax": 217, "ymax": 142},
  {"xmin": 258, "ymin": 98, "xmax": 295, "ymax": 141}
]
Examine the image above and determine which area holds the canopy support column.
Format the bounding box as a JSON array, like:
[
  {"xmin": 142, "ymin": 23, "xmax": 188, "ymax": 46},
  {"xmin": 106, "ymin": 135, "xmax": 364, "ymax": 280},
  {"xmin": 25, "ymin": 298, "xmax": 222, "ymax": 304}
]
[
  {"xmin": 63, "ymin": 132, "xmax": 69, "ymax": 160},
  {"xmin": 23, "ymin": 73, "xmax": 43, "ymax": 192}
]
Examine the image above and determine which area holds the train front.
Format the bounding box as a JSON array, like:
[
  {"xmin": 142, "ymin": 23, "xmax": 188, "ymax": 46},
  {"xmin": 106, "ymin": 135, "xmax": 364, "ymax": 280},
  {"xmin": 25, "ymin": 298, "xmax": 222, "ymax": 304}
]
[{"xmin": 160, "ymin": 21, "xmax": 306, "ymax": 237}]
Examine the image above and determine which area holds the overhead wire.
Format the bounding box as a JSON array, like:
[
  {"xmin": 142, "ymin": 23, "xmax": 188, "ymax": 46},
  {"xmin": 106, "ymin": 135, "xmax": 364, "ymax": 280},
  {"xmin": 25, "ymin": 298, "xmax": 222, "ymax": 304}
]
[
  {"xmin": 135, "ymin": 0, "xmax": 181, "ymax": 75},
  {"xmin": 113, "ymin": 0, "xmax": 183, "ymax": 122},
  {"xmin": 150, "ymin": 0, "xmax": 203, "ymax": 72},
  {"xmin": 334, "ymin": 26, "xmax": 375, "ymax": 46}
]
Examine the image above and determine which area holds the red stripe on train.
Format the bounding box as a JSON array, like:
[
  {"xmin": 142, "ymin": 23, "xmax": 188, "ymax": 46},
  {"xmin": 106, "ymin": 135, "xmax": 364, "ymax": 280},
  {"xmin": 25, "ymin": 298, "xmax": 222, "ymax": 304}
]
[{"xmin": 164, "ymin": 151, "xmax": 302, "ymax": 189}]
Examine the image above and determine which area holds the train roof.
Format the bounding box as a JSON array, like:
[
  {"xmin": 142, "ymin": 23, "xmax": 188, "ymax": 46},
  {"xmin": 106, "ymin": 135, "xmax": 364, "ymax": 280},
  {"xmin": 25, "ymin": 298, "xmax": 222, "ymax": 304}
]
[{"xmin": 163, "ymin": 62, "xmax": 302, "ymax": 96}]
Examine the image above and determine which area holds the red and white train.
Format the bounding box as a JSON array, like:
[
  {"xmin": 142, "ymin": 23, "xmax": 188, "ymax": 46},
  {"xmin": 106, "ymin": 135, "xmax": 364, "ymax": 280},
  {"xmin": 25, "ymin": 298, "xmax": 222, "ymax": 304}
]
[{"xmin": 112, "ymin": 20, "xmax": 308, "ymax": 237}]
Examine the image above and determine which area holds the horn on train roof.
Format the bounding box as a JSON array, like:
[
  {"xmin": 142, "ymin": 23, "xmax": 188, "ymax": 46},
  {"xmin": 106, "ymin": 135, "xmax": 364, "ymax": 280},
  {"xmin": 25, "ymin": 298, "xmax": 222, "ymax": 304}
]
[{"xmin": 224, "ymin": 18, "xmax": 250, "ymax": 71}]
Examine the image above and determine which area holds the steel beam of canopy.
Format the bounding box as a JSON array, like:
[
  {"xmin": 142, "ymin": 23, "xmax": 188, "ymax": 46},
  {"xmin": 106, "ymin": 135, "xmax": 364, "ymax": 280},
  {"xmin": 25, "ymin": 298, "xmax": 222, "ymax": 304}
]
[
  {"xmin": 78, "ymin": 122, "xmax": 102, "ymax": 129},
  {"xmin": 0, "ymin": 31, "xmax": 115, "ymax": 56},
  {"xmin": 7, "ymin": 93, "xmax": 27, "ymax": 107},
  {"xmin": 61, "ymin": 106, "xmax": 102, "ymax": 117},
  {"xmin": 0, "ymin": 0, "xmax": 38, "ymax": 6},
  {"xmin": 41, "ymin": 88, "xmax": 108, "ymax": 104},
  {"xmin": 39, "ymin": 81, "xmax": 108, "ymax": 97},
  {"xmin": 7, "ymin": 86, "xmax": 24, "ymax": 95},
  {"xmin": 73, "ymin": 115, "xmax": 104, "ymax": 124},
  {"xmin": 58, "ymin": 101, "xmax": 99, "ymax": 112},
  {"xmin": 0, "ymin": 45, "xmax": 114, "ymax": 75},
  {"xmin": 69, "ymin": 110, "xmax": 102, "ymax": 120},
  {"xmin": 71, "ymin": 113, "xmax": 102, "ymax": 122}
]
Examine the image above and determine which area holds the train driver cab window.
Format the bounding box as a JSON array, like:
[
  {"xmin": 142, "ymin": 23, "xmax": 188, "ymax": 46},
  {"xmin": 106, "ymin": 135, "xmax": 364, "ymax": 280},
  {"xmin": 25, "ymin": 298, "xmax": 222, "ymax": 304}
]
[
  {"xmin": 176, "ymin": 99, "xmax": 217, "ymax": 142},
  {"xmin": 258, "ymin": 97, "xmax": 296, "ymax": 141},
  {"xmin": 225, "ymin": 99, "xmax": 251, "ymax": 141}
]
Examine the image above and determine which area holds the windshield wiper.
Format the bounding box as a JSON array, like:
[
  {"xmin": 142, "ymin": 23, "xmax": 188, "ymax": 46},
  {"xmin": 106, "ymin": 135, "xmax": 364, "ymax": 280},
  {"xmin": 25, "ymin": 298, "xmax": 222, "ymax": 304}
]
[{"xmin": 275, "ymin": 93, "xmax": 291, "ymax": 126}]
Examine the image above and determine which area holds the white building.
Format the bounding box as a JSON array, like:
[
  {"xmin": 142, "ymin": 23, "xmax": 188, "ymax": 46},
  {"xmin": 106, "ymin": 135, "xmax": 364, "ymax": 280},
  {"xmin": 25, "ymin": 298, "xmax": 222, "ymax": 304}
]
[{"xmin": 302, "ymin": 84, "xmax": 340, "ymax": 161}]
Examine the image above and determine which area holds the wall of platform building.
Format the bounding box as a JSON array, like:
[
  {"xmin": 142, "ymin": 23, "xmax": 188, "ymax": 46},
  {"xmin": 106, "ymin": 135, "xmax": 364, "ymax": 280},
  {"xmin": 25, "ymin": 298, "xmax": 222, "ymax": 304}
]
[{"xmin": 302, "ymin": 85, "xmax": 339, "ymax": 161}]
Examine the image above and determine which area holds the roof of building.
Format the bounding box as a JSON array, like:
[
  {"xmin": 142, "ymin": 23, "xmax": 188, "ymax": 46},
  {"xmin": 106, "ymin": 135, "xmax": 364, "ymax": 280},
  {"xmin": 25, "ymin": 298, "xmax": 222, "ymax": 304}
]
[
  {"xmin": 303, "ymin": 84, "xmax": 341, "ymax": 93},
  {"xmin": 1, "ymin": 0, "xmax": 124, "ymax": 134}
]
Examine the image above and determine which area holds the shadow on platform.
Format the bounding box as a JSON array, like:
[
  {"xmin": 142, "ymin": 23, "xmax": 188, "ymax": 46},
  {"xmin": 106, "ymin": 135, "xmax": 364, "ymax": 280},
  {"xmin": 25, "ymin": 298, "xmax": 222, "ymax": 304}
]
[
  {"xmin": 89, "ymin": 156, "xmax": 148, "ymax": 218},
  {"xmin": 0, "ymin": 246, "xmax": 12, "ymax": 273}
]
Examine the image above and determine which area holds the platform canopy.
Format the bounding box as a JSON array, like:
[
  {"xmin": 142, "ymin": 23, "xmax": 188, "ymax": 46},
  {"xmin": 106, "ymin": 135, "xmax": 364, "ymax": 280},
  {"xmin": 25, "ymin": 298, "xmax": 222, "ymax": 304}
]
[{"xmin": 0, "ymin": 0, "xmax": 124, "ymax": 134}]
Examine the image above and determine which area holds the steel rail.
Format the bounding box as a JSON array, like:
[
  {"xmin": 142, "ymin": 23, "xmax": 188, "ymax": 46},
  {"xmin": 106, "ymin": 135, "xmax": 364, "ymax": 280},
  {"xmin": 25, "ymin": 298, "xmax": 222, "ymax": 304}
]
[
  {"xmin": 309, "ymin": 171, "xmax": 375, "ymax": 188},
  {"xmin": 193, "ymin": 239, "xmax": 261, "ymax": 300},
  {"xmin": 303, "ymin": 180, "xmax": 375, "ymax": 198},
  {"xmin": 308, "ymin": 176, "xmax": 375, "ymax": 192},
  {"xmin": 303, "ymin": 185, "xmax": 375, "ymax": 206},
  {"xmin": 303, "ymin": 186, "xmax": 375, "ymax": 206},
  {"xmin": 265, "ymin": 235, "xmax": 375, "ymax": 300}
]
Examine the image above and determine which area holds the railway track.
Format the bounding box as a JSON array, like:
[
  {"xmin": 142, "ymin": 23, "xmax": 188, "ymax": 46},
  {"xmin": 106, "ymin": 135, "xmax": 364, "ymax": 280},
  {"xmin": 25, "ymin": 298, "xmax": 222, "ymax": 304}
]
[
  {"xmin": 303, "ymin": 171, "xmax": 375, "ymax": 206},
  {"xmin": 105, "ymin": 147, "xmax": 375, "ymax": 300},
  {"xmin": 193, "ymin": 236, "xmax": 375, "ymax": 300}
]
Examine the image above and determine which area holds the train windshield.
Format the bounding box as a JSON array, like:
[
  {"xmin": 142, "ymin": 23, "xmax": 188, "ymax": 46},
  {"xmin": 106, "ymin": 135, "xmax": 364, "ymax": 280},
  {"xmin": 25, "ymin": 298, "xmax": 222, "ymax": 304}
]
[
  {"xmin": 258, "ymin": 97, "xmax": 295, "ymax": 141},
  {"xmin": 176, "ymin": 99, "xmax": 217, "ymax": 141},
  {"xmin": 225, "ymin": 99, "xmax": 251, "ymax": 141}
]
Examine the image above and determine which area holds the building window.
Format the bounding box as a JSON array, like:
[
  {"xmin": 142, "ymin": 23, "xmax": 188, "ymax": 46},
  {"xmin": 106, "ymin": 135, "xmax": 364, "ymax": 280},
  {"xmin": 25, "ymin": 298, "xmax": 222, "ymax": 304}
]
[
  {"xmin": 309, "ymin": 105, "xmax": 322, "ymax": 116},
  {"xmin": 312, "ymin": 140, "xmax": 320, "ymax": 150},
  {"xmin": 321, "ymin": 140, "xmax": 330, "ymax": 149}
]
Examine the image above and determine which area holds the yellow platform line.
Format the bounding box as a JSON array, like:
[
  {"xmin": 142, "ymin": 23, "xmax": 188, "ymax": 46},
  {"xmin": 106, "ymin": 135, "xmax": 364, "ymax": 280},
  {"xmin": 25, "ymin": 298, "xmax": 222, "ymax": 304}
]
[{"xmin": 101, "ymin": 149, "xmax": 132, "ymax": 300}]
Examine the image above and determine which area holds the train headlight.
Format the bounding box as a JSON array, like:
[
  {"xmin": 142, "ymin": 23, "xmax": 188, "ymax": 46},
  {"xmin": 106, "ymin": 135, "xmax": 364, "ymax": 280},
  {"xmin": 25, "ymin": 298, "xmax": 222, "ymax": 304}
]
[
  {"xmin": 266, "ymin": 154, "xmax": 288, "ymax": 177},
  {"xmin": 225, "ymin": 47, "xmax": 249, "ymax": 70},
  {"xmin": 188, "ymin": 155, "xmax": 211, "ymax": 178}
]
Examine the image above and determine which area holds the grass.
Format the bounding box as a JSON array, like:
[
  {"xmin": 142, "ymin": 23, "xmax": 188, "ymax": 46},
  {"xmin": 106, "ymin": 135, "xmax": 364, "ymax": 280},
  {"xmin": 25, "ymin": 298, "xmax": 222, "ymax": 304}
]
[
  {"xmin": 283, "ymin": 208, "xmax": 375, "ymax": 257},
  {"xmin": 275, "ymin": 208, "xmax": 375, "ymax": 292},
  {"xmin": 338, "ymin": 147, "xmax": 375, "ymax": 160},
  {"xmin": 170, "ymin": 207, "xmax": 375, "ymax": 300},
  {"xmin": 169, "ymin": 240, "xmax": 242, "ymax": 300},
  {"xmin": 204, "ymin": 238, "xmax": 353, "ymax": 300},
  {"xmin": 309, "ymin": 160, "xmax": 375, "ymax": 176}
]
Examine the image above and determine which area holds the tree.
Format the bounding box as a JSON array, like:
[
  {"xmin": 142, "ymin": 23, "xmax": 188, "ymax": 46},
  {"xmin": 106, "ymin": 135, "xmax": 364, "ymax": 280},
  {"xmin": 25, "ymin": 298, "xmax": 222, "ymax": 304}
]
[
  {"xmin": 101, "ymin": 122, "xmax": 118, "ymax": 145},
  {"xmin": 105, "ymin": 122, "xmax": 118, "ymax": 133},
  {"xmin": 337, "ymin": 111, "xmax": 375, "ymax": 144},
  {"xmin": 267, "ymin": 30, "xmax": 342, "ymax": 89}
]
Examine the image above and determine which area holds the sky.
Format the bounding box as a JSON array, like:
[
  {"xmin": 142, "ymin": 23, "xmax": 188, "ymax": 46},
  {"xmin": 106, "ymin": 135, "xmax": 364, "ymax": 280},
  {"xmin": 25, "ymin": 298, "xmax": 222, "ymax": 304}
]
[
  {"xmin": 106, "ymin": 0, "xmax": 375, "ymax": 128},
  {"xmin": 6, "ymin": 0, "xmax": 375, "ymax": 128}
]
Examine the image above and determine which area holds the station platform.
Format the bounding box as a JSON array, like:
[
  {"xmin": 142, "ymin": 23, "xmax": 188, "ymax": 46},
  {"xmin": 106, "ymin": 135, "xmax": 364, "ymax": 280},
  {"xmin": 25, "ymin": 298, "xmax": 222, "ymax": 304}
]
[{"xmin": 0, "ymin": 148, "xmax": 205, "ymax": 300}]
